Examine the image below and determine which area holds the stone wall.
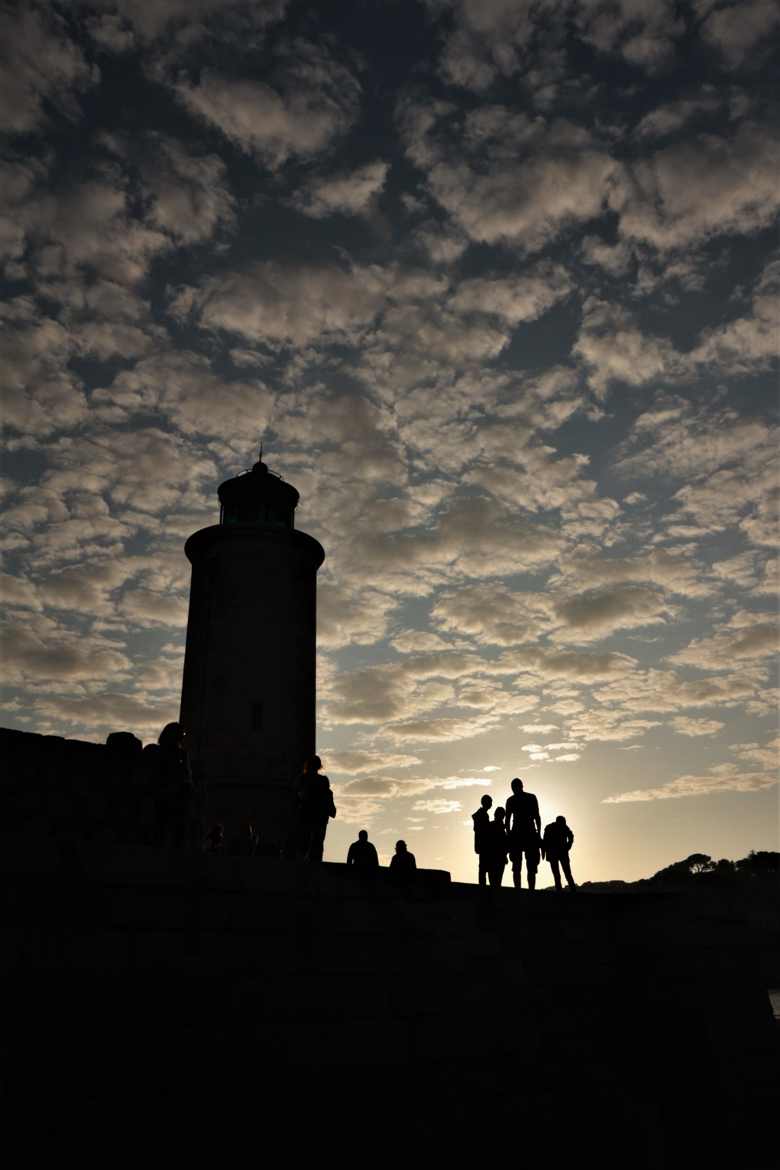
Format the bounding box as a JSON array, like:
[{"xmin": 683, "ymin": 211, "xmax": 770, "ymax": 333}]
[{"xmin": 1, "ymin": 726, "xmax": 777, "ymax": 1166}]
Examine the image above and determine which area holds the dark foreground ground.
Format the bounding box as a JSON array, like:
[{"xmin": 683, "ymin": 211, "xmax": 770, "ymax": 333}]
[{"xmin": 1, "ymin": 834, "xmax": 777, "ymax": 1168}]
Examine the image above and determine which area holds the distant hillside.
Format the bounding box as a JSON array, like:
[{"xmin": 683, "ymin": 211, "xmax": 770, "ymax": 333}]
[{"xmin": 581, "ymin": 850, "xmax": 780, "ymax": 892}]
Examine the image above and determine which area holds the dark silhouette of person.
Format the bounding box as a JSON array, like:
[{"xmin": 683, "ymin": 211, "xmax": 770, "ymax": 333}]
[
  {"xmin": 297, "ymin": 755, "xmax": 336, "ymax": 863},
  {"xmin": 347, "ymin": 829, "xmax": 379, "ymax": 876},
  {"xmin": 472, "ymin": 793, "xmax": 493, "ymax": 886},
  {"xmin": 482, "ymin": 806, "xmax": 510, "ymax": 889},
  {"xmin": 389, "ymin": 839, "xmax": 416, "ymax": 886},
  {"xmin": 204, "ymin": 822, "xmax": 225, "ymax": 853},
  {"xmin": 154, "ymin": 722, "xmax": 193, "ymax": 849},
  {"xmin": 505, "ymin": 777, "xmax": 541, "ymax": 890},
  {"xmin": 541, "ymin": 815, "xmax": 576, "ymax": 890},
  {"xmin": 230, "ymin": 816, "xmax": 259, "ymax": 856}
]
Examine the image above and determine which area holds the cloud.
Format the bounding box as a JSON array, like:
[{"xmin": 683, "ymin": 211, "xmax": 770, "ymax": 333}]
[
  {"xmin": 0, "ymin": 3, "xmax": 96, "ymax": 135},
  {"xmin": 552, "ymin": 545, "xmax": 712, "ymax": 599},
  {"xmin": 0, "ymin": 298, "xmax": 87, "ymax": 438},
  {"xmin": 593, "ymin": 664, "xmax": 769, "ymax": 714},
  {"xmin": 412, "ymin": 798, "xmax": 463, "ymax": 815},
  {"xmin": 573, "ymin": 297, "xmax": 682, "ymax": 397},
  {"xmin": 94, "ymin": 350, "xmax": 275, "ymax": 440},
  {"xmin": 633, "ymin": 94, "xmax": 722, "ymax": 140},
  {"xmin": 430, "ymin": 583, "xmax": 553, "ymax": 646},
  {"xmin": 603, "ymin": 764, "xmax": 777, "ymax": 802},
  {"xmin": 568, "ymin": 709, "xmax": 661, "ymax": 742},
  {"xmin": 616, "ymin": 123, "xmax": 780, "ymax": 251},
  {"xmin": 550, "ymin": 584, "xmax": 675, "ymax": 642},
  {"xmin": 400, "ymin": 101, "xmax": 618, "ymax": 252},
  {"xmin": 615, "ymin": 403, "xmax": 778, "ymax": 544},
  {"xmin": 449, "ymin": 262, "xmax": 572, "ymax": 325},
  {"xmin": 12, "ymin": 690, "xmax": 177, "ymax": 742},
  {"xmin": 573, "ymin": 0, "xmax": 683, "ymax": 70},
  {"xmin": 173, "ymin": 261, "xmax": 386, "ymax": 348},
  {"xmin": 86, "ymin": 0, "xmax": 288, "ymax": 44},
  {"xmin": 173, "ymin": 42, "xmax": 360, "ymax": 168},
  {"xmin": 0, "ymin": 614, "xmax": 130, "ymax": 686},
  {"xmin": 579, "ymin": 235, "xmax": 632, "ymax": 276},
  {"xmin": 431, "ymin": 0, "xmax": 682, "ymax": 92},
  {"xmin": 699, "ymin": 0, "xmax": 780, "ymax": 68},
  {"xmin": 324, "ymin": 750, "xmax": 422, "ymax": 775},
  {"xmin": 668, "ymin": 612, "xmax": 779, "ymax": 671},
  {"xmin": 139, "ymin": 137, "xmax": 236, "ymax": 246},
  {"xmin": 670, "ymin": 716, "xmax": 725, "ymax": 737},
  {"xmin": 689, "ymin": 258, "xmax": 780, "ymax": 376},
  {"xmin": 318, "ymin": 582, "xmax": 398, "ymax": 649},
  {"xmin": 294, "ymin": 161, "xmax": 389, "ymax": 218}
]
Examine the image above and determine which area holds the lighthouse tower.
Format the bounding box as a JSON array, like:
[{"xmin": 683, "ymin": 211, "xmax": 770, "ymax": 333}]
[{"xmin": 179, "ymin": 454, "xmax": 325, "ymax": 844}]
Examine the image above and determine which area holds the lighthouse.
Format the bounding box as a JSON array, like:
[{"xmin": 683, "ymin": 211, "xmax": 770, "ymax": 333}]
[{"xmin": 179, "ymin": 454, "xmax": 325, "ymax": 845}]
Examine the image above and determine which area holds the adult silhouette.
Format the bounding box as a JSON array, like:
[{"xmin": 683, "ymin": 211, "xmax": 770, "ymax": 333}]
[
  {"xmin": 472, "ymin": 794, "xmax": 493, "ymax": 886},
  {"xmin": 541, "ymin": 815, "xmax": 576, "ymax": 890},
  {"xmin": 296, "ymin": 755, "xmax": 336, "ymax": 863},
  {"xmin": 483, "ymin": 806, "xmax": 509, "ymax": 889},
  {"xmin": 389, "ymin": 839, "xmax": 416, "ymax": 886},
  {"xmin": 505, "ymin": 777, "xmax": 541, "ymax": 890},
  {"xmin": 152, "ymin": 722, "xmax": 192, "ymax": 848},
  {"xmin": 347, "ymin": 829, "xmax": 379, "ymax": 876}
]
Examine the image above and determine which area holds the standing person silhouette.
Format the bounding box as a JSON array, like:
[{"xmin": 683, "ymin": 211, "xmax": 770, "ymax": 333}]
[
  {"xmin": 483, "ymin": 807, "xmax": 509, "ymax": 889},
  {"xmin": 297, "ymin": 755, "xmax": 336, "ymax": 863},
  {"xmin": 541, "ymin": 815, "xmax": 576, "ymax": 890},
  {"xmin": 505, "ymin": 777, "xmax": 541, "ymax": 890},
  {"xmin": 472, "ymin": 794, "xmax": 493, "ymax": 886}
]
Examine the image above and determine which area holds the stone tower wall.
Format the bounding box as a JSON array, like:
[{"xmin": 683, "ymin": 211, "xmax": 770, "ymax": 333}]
[{"xmin": 180, "ymin": 523, "xmax": 324, "ymax": 840}]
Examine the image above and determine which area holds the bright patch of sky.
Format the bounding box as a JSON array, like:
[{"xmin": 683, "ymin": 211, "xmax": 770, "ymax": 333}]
[{"xmin": 1, "ymin": 0, "xmax": 778, "ymax": 883}]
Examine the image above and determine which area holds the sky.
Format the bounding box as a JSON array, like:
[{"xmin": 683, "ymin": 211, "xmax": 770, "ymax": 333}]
[{"xmin": 1, "ymin": 0, "xmax": 778, "ymax": 884}]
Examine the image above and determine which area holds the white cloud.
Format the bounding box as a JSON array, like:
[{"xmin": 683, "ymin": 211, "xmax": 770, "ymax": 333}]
[
  {"xmin": 551, "ymin": 584, "xmax": 675, "ymax": 642},
  {"xmin": 140, "ymin": 137, "xmax": 236, "ymax": 245},
  {"xmin": 670, "ymin": 716, "xmax": 725, "ymax": 737},
  {"xmin": 700, "ymin": 0, "xmax": 780, "ymax": 68},
  {"xmin": 412, "ymin": 798, "xmax": 462, "ymax": 815},
  {"xmin": 294, "ymin": 161, "xmax": 389, "ymax": 219},
  {"xmin": 616, "ymin": 123, "xmax": 780, "ymax": 251},
  {"xmin": 689, "ymin": 259, "xmax": 780, "ymax": 376},
  {"xmin": 173, "ymin": 261, "xmax": 386, "ymax": 348},
  {"xmin": 603, "ymin": 764, "xmax": 776, "ymax": 802},
  {"xmin": 0, "ymin": 614, "xmax": 130, "ymax": 686},
  {"xmin": 449, "ymin": 262, "xmax": 571, "ymax": 325},
  {"xmin": 0, "ymin": 3, "xmax": 96, "ymax": 135},
  {"xmin": 95, "ymin": 350, "xmax": 275, "ymax": 441},
  {"xmin": 573, "ymin": 297, "xmax": 682, "ymax": 397},
  {"xmin": 400, "ymin": 101, "xmax": 618, "ymax": 253},
  {"xmin": 633, "ymin": 94, "xmax": 722, "ymax": 140},
  {"xmin": 173, "ymin": 42, "xmax": 360, "ymax": 168},
  {"xmin": 668, "ymin": 612, "xmax": 779, "ymax": 671}
]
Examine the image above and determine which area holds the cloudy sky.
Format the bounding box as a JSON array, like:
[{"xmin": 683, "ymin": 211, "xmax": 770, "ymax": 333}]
[{"xmin": 1, "ymin": 0, "xmax": 778, "ymax": 883}]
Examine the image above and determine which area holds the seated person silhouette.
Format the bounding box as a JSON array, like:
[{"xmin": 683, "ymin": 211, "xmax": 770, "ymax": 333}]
[
  {"xmin": 472, "ymin": 794, "xmax": 493, "ymax": 887},
  {"xmin": 347, "ymin": 829, "xmax": 379, "ymax": 877},
  {"xmin": 541, "ymin": 815, "xmax": 576, "ymax": 890},
  {"xmin": 505, "ymin": 777, "xmax": 541, "ymax": 890},
  {"xmin": 389, "ymin": 839, "xmax": 416, "ymax": 886}
]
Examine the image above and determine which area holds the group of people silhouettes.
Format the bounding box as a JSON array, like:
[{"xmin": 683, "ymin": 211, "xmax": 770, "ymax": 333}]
[
  {"xmin": 346, "ymin": 829, "xmax": 417, "ymax": 884},
  {"xmin": 291, "ymin": 757, "xmax": 417, "ymax": 882},
  {"xmin": 114, "ymin": 734, "xmax": 573, "ymax": 892},
  {"xmin": 472, "ymin": 778, "xmax": 576, "ymax": 891}
]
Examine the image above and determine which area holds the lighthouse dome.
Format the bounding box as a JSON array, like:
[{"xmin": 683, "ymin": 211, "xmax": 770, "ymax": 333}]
[{"xmin": 217, "ymin": 457, "xmax": 299, "ymax": 528}]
